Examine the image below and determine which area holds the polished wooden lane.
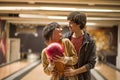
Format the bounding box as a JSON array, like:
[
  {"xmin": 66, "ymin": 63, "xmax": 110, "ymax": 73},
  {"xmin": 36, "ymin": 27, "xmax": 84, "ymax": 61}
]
[
  {"xmin": 22, "ymin": 62, "xmax": 120, "ymax": 80},
  {"xmin": 0, "ymin": 60, "xmax": 31, "ymax": 79},
  {"xmin": 22, "ymin": 64, "xmax": 51, "ymax": 80},
  {"xmin": 4, "ymin": 61, "xmax": 119, "ymax": 80},
  {"xmin": 95, "ymin": 62, "xmax": 120, "ymax": 80}
]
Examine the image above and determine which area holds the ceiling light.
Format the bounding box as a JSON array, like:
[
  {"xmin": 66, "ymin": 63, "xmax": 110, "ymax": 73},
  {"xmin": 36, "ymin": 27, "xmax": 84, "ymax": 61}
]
[
  {"xmin": 86, "ymin": 23, "xmax": 96, "ymax": 26},
  {"xmin": 88, "ymin": 17, "xmax": 120, "ymax": 20},
  {"xmin": 40, "ymin": 7, "xmax": 120, "ymax": 12},
  {"xmin": 19, "ymin": 14, "xmax": 120, "ymax": 20},
  {"xmin": 19, "ymin": 14, "xmax": 47, "ymax": 18},
  {"xmin": 0, "ymin": 6, "xmax": 120, "ymax": 12},
  {"xmin": 0, "ymin": 7, "xmax": 38, "ymax": 10},
  {"xmin": 48, "ymin": 16, "xmax": 66, "ymax": 19},
  {"xmin": 77, "ymin": 8, "xmax": 113, "ymax": 12},
  {"xmin": 39, "ymin": 7, "xmax": 76, "ymax": 11}
]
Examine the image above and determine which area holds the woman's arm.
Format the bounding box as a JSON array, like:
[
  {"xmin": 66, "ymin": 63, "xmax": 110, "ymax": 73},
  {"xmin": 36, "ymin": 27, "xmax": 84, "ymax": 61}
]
[
  {"xmin": 41, "ymin": 49, "xmax": 55, "ymax": 75},
  {"xmin": 63, "ymin": 38, "xmax": 78, "ymax": 66}
]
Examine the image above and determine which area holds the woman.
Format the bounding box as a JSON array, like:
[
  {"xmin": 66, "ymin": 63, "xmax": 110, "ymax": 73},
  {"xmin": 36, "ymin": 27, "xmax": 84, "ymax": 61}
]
[{"xmin": 41, "ymin": 22, "xmax": 78, "ymax": 80}]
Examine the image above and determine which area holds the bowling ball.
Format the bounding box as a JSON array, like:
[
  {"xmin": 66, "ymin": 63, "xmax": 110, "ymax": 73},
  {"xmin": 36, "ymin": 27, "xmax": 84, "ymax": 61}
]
[
  {"xmin": 46, "ymin": 42, "xmax": 64, "ymax": 60},
  {"xmin": 46, "ymin": 42, "xmax": 65, "ymax": 75}
]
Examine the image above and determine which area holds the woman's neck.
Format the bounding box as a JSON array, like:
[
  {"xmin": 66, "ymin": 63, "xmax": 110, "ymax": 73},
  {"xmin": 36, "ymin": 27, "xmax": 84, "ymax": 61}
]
[
  {"xmin": 54, "ymin": 39, "xmax": 62, "ymax": 44},
  {"xmin": 47, "ymin": 39, "xmax": 62, "ymax": 45}
]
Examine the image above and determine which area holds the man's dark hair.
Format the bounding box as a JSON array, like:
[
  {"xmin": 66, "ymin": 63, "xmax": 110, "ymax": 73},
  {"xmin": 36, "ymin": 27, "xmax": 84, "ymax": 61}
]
[
  {"xmin": 67, "ymin": 11, "xmax": 87, "ymax": 29},
  {"xmin": 42, "ymin": 22, "xmax": 60, "ymax": 41}
]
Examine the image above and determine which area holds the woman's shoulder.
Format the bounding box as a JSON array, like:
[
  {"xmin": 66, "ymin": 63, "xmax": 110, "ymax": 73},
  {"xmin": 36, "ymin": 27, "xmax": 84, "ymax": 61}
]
[
  {"xmin": 41, "ymin": 48, "xmax": 46, "ymax": 54},
  {"xmin": 62, "ymin": 38, "xmax": 72, "ymax": 46},
  {"xmin": 62, "ymin": 38, "xmax": 70, "ymax": 42}
]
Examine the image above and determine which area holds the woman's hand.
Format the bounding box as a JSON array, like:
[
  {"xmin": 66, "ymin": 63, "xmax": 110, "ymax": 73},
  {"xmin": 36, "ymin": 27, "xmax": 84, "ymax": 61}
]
[
  {"xmin": 47, "ymin": 58, "xmax": 55, "ymax": 71},
  {"xmin": 52, "ymin": 55, "xmax": 65, "ymax": 64}
]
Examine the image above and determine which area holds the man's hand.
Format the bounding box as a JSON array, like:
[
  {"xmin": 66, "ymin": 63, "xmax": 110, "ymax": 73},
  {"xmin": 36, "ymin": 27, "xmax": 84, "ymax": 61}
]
[{"xmin": 64, "ymin": 68, "xmax": 77, "ymax": 77}]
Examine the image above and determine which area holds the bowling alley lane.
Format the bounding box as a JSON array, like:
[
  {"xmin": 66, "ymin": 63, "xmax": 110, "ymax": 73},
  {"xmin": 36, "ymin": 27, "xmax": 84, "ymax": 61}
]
[
  {"xmin": 0, "ymin": 60, "xmax": 32, "ymax": 79},
  {"xmin": 22, "ymin": 62, "xmax": 120, "ymax": 80},
  {"xmin": 95, "ymin": 62, "xmax": 120, "ymax": 80},
  {"xmin": 21, "ymin": 63, "xmax": 51, "ymax": 80}
]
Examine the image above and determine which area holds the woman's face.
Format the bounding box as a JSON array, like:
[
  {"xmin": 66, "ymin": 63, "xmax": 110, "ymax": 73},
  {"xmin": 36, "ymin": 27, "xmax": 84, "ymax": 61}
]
[{"xmin": 51, "ymin": 27, "xmax": 62, "ymax": 42}]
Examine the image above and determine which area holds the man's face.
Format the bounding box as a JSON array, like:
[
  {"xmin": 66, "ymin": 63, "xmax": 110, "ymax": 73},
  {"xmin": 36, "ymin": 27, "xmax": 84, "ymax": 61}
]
[
  {"xmin": 51, "ymin": 27, "xmax": 62, "ymax": 42},
  {"xmin": 68, "ymin": 20, "xmax": 80, "ymax": 32}
]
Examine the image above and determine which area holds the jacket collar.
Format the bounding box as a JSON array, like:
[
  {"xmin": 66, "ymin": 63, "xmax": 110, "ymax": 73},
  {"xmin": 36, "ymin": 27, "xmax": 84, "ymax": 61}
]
[
  {"xmin": 67, "ymin": 31, "xmax": 91, "ymax": 44},
  {"xmin": 83, "ymin": 32, "xmax": 90, "ymax": 44}
]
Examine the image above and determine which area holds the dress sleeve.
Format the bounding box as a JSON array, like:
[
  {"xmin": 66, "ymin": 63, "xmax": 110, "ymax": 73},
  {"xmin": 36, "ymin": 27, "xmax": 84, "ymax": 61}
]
[
  {"xmin": 41, "ymin": 49, "xmax": 55, "ymax": 75},
  {"xmin": 63, "ymin": 38, "xmax": 78, "ymax": 66}
]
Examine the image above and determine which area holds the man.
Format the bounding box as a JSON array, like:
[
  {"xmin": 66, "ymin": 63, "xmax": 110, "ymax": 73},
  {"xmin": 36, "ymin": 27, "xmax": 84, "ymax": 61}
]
[{"xmin": 63, "ymin": 11, "xmax": 96, "ymax": 80}]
